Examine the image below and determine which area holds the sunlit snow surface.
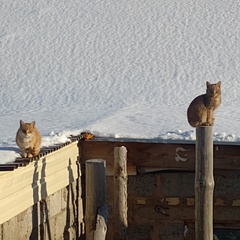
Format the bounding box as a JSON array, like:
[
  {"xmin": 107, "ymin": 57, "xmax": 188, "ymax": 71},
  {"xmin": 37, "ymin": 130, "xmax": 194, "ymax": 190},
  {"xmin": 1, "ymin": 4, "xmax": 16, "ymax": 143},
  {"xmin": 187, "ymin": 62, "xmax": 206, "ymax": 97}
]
[{"xmin": 0, "ymin": 0, "xmax": 240, "ymax": 163}]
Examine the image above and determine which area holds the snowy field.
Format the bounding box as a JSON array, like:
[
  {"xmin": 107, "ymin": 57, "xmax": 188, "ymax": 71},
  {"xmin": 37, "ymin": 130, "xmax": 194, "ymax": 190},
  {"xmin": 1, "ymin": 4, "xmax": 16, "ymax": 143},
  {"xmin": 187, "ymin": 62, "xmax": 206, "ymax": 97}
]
[{"xmin": 0, "ymin": 0, "xmax": 240, "ymax": 163}]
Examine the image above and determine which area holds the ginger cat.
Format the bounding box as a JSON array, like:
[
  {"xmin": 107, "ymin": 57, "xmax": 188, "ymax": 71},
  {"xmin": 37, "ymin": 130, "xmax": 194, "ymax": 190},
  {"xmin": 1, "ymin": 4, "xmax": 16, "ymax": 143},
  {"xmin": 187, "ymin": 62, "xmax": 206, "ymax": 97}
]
[
  {"xmin": 16, "ymin": 120, "xmax": 42, "ymax": 158},
  {"xmin": 187, "ymin": 81, "xmax": 221, "ymax": 127}
]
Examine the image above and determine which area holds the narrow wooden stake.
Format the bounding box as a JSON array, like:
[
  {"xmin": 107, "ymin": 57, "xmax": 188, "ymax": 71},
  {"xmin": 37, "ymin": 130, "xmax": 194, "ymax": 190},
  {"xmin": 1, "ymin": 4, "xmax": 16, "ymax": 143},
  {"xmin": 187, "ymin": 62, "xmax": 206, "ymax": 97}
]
[
  {"xmin": 195, "ymin": 126, "xmax": 214, "ymax": 240},
  {"xmin": 114, "ymin": 146, "xmax": 128, "ymax": 240},
  {"xmin": 85, "ymin": 159, "xmax": 106, "ymax": 240}
]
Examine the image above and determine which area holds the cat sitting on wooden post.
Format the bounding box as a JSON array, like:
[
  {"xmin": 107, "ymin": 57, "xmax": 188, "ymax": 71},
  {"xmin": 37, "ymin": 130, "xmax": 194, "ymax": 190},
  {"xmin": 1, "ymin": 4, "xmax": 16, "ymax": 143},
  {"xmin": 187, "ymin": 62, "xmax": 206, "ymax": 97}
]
[
  {"xmin": 187, "ymin": 81, "xmax": 221, "ymax": 127},
  {"xmin": 16, "ymin": 120, "xmax": 42, "ymax": 158}
]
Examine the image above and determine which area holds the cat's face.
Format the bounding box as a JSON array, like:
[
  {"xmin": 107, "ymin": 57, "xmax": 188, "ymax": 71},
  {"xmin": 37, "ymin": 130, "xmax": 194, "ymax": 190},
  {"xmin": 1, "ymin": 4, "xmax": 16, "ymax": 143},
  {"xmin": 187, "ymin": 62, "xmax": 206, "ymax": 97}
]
[
  {"xmin": 206, "ymin": 81, "xmax": 221, "ymax": 97},
  {"xmin": 20, "ymin": 120, "xmax": 36, "ymax": 136}
]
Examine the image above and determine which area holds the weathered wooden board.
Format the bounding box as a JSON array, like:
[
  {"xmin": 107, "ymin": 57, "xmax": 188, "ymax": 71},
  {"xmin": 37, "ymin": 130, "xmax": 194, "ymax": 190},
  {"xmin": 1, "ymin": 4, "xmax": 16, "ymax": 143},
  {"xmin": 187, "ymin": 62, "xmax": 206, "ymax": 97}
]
[
  {"xmin": 0, "ymin": 141, "xmax": 79, "ymax": 225},
  {"xmin": 80, "ymin": 138, "xmax": 240, "ymax": 171}
]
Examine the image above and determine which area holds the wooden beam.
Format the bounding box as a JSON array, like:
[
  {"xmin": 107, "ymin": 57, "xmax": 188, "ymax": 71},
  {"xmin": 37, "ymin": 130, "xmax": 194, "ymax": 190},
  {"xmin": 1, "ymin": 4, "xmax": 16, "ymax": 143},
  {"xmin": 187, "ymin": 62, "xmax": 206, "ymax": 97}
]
[
  {"xmin": 195, "ymin": 127, "xmax": 214, "ymax": 240},
  {"xmin": 114, "ymin": 146, "xmax": 128, "ymax": 239},
  {"xmin": 85, "ymin": 159, "xmax": 106, "ymax": 240},
  {"xmin": 81, "ymin": 139, "xmax": 240, "ymax": 171}
]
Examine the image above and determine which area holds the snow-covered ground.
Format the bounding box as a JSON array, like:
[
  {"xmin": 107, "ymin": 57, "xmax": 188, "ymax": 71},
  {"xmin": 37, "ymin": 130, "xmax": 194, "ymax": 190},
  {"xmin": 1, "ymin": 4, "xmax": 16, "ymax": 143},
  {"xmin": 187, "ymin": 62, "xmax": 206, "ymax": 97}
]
[{"xmin": 1, "ymin": 0, "xmax": 240, "ymax": 163}]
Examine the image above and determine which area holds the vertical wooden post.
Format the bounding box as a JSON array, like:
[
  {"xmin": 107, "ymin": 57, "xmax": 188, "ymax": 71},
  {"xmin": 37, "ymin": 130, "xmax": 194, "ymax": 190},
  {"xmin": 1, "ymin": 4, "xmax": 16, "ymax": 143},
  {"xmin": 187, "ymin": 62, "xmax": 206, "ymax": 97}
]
[
  {"xmin": 195, "ymin": 126, "xmax": 214, "ymax": 240},
  {"xmin": 85, "ymin": 159, "xmax": 106, "ymax": 240},
  {"xmin": 114, "ymin": 146, "xmax": 128, "ymax": 239}
]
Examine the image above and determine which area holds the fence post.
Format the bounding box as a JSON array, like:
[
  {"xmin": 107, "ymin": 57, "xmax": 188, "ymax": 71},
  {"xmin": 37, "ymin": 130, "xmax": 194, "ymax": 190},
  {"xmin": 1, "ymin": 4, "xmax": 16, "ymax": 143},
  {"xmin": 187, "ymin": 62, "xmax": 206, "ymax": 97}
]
[
  {"xmin": 85, "ymin": 159, "xmax": 107, "ymax": 240},
  {"xmin": 114, "ymin": 146, "xmax": 128, "ymax": 240},
  {"xmin": 195, "ymin": 126, "xmax": 214, "ymax": 240}
]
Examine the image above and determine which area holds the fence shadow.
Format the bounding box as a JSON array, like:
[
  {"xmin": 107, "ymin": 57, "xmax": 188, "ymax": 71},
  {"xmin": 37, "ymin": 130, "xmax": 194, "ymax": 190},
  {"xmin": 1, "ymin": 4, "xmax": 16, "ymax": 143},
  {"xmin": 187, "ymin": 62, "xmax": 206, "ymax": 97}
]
[
  {"xmin": 63, "ymin": 158, "xmax": 76, "ymax": 240},
  {"xmin": 28, "ymin": 145, "xmax": 84, "ymax": 240},
  {"xmin": 30, "ymin": 158, "xmax": 52, "ymax": 240}
]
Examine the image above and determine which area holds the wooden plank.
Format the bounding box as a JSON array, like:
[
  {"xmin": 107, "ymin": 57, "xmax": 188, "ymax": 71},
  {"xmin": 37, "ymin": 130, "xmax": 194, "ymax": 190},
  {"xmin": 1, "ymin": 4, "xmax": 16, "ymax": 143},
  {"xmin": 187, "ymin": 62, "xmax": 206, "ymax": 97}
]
[
  {"xmin": 0, "ymin": 162, "xmax": 79, "ymax": 224},
  {"xmin": 80, "ymin": 140, "xmax": 194, "ymax": 169},
  {"xmin": 195, "ymin": 127, "xmax": 214, "ymax": 240},
  {"xmin": 80, "ymin": 139, "xmax": 240, "ymax": 171},
  {"xmin": 0, "ymin": 141, "xmax": 79, "ymax": 224},
  {"xmin": 114, "ymin": 146, "xmax": 128, "ymax": 239},
  {"xmin": 0, "ymin": 143, "xmax": 78, "ymax": 198},
  {"xmin": 85, "ymin": 159, "xmax": 106, "ymax": 240}
]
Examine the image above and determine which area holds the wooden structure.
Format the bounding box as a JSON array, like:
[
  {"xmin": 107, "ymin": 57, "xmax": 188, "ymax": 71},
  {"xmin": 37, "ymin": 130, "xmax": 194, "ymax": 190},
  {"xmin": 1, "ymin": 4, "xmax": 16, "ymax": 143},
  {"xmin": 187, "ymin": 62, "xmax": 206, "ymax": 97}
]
[
  {"xmin": 195, "ymin": 127, "xmax": 214, "ymax": 240},
  {"xmin": 0, "ymin": 140, "xmax": 82, "ymax": 239},
  {"xmin": 79, "ymin": 137, "xmax": 240, "ymax": 239},
  {"xmin": 114, "ymin": 146, "xmax": 128, "ymax": 239},
  {"xmin": 0, "ymin": 136, "xmax": 240, "ymax": 239},
  {"xmin": 85, "ymin": 159, "xmax": 106, "ymax": 240}
]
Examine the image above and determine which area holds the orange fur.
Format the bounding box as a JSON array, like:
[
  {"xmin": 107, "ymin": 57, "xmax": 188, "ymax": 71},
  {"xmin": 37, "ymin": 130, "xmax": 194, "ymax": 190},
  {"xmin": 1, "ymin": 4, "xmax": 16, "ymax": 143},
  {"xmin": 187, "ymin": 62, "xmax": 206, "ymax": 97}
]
[
  {"xmin": 16, "ymin": 120, "xmax": 42, "ymax": 158},
  {"xmin": 81, "ymin": 132, "xmax": 94, "ymax": 140},
  {"xmin": 187, "ymin": 81, "xmax": 221, "ymax": 127}
]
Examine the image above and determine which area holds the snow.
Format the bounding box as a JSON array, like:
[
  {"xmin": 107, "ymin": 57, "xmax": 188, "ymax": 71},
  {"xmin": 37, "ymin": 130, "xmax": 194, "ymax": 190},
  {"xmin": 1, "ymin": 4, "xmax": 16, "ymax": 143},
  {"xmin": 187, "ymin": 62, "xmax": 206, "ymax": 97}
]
[{"xmin": 0, "ymin": 0, "xmax": 240, "ymax": 163}]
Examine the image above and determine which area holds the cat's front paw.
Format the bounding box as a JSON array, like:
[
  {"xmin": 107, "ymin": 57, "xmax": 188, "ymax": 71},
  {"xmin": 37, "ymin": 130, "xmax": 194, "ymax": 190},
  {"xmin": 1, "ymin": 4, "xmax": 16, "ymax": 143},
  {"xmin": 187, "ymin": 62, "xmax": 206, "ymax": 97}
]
[{"xmin": 21, "ymin": 151, "xmax": 27, "ymax": 158}]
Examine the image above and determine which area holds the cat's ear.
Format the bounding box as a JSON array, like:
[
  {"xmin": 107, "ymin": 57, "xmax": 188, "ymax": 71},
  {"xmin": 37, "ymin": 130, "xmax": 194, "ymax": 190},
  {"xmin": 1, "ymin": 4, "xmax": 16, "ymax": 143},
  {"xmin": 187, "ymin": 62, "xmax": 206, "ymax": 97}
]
[
  {"xmin": 217, "ymin": 81, "xmax": 221, "ymax": 86},
  {"xmin": 206, "ymin": 81, "xmax": 211, "ymax": 87},
  {"xmin": 31, "ymin": 121, "xmax": 36, "ymax": 127},
  {"xmin": 20, "ymin": 120, "xmax": 24, "ymax": 126}
]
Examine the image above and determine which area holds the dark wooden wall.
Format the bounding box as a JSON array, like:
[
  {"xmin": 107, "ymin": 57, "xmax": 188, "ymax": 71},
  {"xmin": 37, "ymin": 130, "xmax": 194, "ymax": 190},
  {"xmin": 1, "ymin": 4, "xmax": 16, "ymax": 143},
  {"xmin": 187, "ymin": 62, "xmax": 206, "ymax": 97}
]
[{"xmin": 79, "ymin": 138, "xmax": 240, "ymax": 239}]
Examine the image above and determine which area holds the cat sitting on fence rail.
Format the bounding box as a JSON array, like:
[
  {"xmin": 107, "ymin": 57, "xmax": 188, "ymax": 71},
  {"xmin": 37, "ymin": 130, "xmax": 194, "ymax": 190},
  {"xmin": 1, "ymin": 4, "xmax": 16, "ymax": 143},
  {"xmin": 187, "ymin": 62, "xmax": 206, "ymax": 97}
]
[
  {"xmin": 187, "ymin": 81, "xmax": 221, "ymax": 127},
  {"xmin": 16, "ymin": 120, "xmax": 42, "ymax": 158}
]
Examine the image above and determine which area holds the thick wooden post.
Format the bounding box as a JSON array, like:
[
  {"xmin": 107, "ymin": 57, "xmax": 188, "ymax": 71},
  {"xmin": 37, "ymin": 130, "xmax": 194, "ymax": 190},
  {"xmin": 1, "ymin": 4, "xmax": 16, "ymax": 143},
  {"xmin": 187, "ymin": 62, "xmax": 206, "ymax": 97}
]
[
  {"xmin": 114, "ymin": 146, "xmax": 128, "ymax": 239},
  {"xmin": 195, "ymin": 126, "xmax": 214, "ymax": 240},
  {"xmin": 85, "ymin": 159, "xmax": 107, "ymax": 240}
]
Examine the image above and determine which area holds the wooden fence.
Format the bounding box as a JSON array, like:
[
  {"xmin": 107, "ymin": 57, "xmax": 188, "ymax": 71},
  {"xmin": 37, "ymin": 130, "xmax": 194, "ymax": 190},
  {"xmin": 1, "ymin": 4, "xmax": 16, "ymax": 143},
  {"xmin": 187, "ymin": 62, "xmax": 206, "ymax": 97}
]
[
  {"xmin": 79, "ymin": 135, "xmax": 240, "ymax": 239},
  {"xmin": 0, "ymin": 134, "xmax": 240, "ymax": 239}
]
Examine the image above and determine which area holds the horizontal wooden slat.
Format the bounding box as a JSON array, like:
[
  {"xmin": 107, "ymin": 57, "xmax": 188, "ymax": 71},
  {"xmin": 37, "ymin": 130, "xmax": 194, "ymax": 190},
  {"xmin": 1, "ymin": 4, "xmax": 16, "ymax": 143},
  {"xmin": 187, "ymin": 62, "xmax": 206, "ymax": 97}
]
[
  {"xmin": 80, "ymin": 138, "xmax": 240, "ymax": 171},
  {"xmin": 0, "ymin": 141, "xmax": 79, "ymax": 225}
]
